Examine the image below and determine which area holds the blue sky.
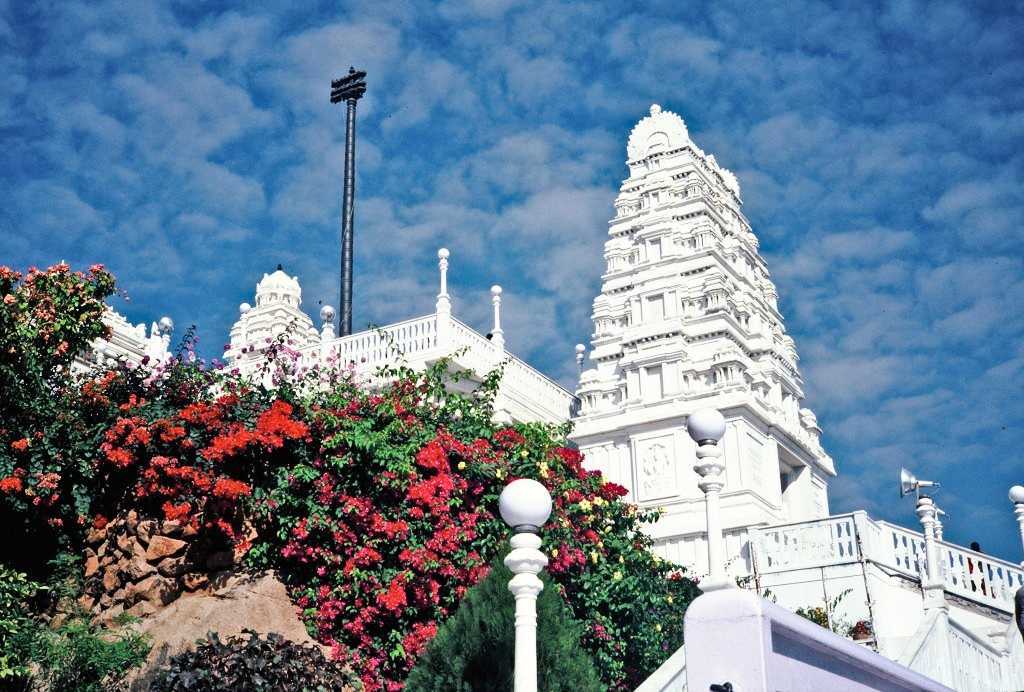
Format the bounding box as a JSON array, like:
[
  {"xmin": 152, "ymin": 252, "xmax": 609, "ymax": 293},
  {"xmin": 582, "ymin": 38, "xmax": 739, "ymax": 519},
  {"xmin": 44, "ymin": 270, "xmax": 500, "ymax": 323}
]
[{"xmin": 2, "ymin": 1, "xmax": 1023, "ymax": 560}]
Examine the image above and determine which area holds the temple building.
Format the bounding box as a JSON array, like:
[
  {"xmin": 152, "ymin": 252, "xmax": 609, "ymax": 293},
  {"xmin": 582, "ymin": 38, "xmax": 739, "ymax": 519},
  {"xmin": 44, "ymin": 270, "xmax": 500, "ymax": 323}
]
[
  {"xmin": 571, "ymin": 104, "xmax": 834, "ymax": 577},
  {"xmin": 113, "ymin": 104, "xmax": 1023, "ymax": 690}
]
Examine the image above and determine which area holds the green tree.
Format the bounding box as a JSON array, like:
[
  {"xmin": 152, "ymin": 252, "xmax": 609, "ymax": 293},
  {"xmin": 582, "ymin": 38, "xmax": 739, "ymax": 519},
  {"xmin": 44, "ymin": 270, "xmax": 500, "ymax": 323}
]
[{"xmin": 405, "ymin": 559, "xmax": 602, "ymax": 692}]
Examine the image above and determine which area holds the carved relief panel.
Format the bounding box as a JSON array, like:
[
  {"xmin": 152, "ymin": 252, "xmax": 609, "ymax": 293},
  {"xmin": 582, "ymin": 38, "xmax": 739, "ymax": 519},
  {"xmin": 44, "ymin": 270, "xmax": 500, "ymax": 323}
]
[{"xmin": 633, "ymin": 434, "xmax": 678, "ymax": 502}]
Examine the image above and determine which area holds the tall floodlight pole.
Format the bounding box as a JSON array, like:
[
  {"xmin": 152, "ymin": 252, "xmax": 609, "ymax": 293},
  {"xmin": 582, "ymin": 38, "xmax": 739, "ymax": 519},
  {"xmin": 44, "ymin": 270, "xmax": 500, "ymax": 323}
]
[{"xmin": 330, "ymin": 67, "xmax": 367, "ymax": 336}]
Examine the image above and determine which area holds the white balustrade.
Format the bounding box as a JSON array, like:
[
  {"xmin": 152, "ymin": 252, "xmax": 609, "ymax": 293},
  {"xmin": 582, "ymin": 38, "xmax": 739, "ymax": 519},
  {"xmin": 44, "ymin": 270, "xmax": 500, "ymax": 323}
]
[
  {"xmin": 233, "ymin": 312, "xmax": 575, "ymax": 424},
  {"xmin": 751, "ymin": 513, "xmax": 861, "ymax": 573},
  {"xmin": 751, "ymin": 514, "xmax": 1024, "ymax": 615}
]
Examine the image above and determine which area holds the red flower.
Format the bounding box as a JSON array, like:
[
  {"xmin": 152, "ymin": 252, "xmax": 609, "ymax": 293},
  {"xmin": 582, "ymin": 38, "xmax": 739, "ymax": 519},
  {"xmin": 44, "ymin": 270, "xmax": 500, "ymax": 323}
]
[
  {"xmin": 212, "ymin": 478, "xmax": 251, "ymax": 501},
  {"xmin": 378, "ymin": 576, "xmax": 407, "ymax": 612},
  {"xmin": 10, "ymin": 438, "xmax": 29, "ymax": 452},
  {"xmin": 415, "ymin": 440, "xmax": 448, "ymax": 471},
  {"xmin": 0, "ymin": 476, "xmax": 23, "ymax": 493}
]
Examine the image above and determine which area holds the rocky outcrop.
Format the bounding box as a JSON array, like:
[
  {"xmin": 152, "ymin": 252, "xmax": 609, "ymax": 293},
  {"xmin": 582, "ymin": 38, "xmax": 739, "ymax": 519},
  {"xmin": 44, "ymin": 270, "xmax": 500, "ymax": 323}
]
[
  {"xmin": 126, "ymin": 571, "xmax": 328, "ymax": 691},
  {"xmin": 80, "ymin": 510, "xmax": 242, "ymax": 623}
]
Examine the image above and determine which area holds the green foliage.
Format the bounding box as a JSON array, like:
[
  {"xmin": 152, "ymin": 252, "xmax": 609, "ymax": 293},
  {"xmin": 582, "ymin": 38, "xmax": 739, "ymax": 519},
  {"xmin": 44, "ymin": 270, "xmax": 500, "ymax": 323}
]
[
  {"xmin": 0, "ymin": 263, "xmax": 120, "ymax": 570},
  {"xmin": 794, "ymin": 588, "xmax": 853, "ymax": 636},
  {"xmin": 150, "ymin": 629, "xmax": 362, "ymax": 691},
  {"xmin": 1, "ymin": 557, "xmax": 149, "ymax": 692},
  {"xmin": 0, "ymin": 565, "xmax": 41, "ymax": 687},
  {"xmin": 29, "ymin": 615, "xmax": 150, "ymax": 692},
  {"xmin": 405, "ymin": 560, "xmax": 602, "ymax": 692}
]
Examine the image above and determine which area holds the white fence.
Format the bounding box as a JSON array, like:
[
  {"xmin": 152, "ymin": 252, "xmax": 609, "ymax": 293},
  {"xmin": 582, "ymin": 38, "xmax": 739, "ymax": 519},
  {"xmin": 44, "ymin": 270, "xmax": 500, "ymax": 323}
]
[
  {"xmin": 236, "ymin": 312, "xmax": 576, "ymax": 424},
  {"xmin": 682, "ymin": 589, "xmax": 952, "ymax": 692},
  {"xmin": 750, "ymin": 512, "xmax": 1024, "ymax": 615}
]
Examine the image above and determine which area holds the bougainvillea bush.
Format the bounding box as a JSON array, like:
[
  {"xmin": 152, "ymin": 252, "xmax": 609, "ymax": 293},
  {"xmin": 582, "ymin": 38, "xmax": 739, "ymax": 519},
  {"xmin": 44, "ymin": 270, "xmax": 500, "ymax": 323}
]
[
  {"xmin": 0, "ymin": 263, "xmax": 119, "ymax": 567},
  {"xmin": 0, "ymin": 264, "xmax": 700, "ymax": 691},
  {"xmin": 249, "ymin": 359, "xmax": 700, "ymax": 691}
]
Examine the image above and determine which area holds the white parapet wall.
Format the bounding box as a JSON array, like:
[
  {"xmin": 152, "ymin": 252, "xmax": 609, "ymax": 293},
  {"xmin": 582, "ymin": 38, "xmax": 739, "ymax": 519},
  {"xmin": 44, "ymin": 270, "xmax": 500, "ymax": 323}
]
[{"xmin": 682, "ymin": 589, "xmax": 952, "ymax": 692}]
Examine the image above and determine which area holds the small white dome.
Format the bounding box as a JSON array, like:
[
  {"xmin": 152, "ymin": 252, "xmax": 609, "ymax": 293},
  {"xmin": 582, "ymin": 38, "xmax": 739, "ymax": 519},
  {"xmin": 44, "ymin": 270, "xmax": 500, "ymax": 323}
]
[
  {"xmin": 1010, "ymin": 485, "xmax": 1024, "ymax": 504},
  {"xmin": 256, "ymin": 265, "xmax": 302, "ymax": 307}
]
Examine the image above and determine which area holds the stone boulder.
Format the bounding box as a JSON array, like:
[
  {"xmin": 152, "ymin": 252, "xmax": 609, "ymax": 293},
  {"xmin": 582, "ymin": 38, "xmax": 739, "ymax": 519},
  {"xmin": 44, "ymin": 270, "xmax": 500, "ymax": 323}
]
[{"xmin": 127, "ymin": 571, "xmax": 326, "ymax": 691}]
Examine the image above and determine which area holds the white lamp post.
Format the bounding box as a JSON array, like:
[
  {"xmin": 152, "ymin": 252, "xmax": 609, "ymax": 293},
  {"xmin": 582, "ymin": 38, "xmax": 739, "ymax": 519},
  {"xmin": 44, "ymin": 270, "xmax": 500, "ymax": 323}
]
[
  {"xmin": 688, "ymin": 408, "xmax": 732, "ymax": 592},
  {"xmin": 1010, "ymin": 485, "xmax": 1024, "ymax": 562},
  {"xmin": 499, "ymin": 478, "xmax": 553, "ymax": 692}
]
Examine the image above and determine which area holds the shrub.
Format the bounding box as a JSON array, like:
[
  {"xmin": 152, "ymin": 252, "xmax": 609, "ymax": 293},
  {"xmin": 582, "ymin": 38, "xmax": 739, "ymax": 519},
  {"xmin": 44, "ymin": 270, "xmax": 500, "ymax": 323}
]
[
  {"xmin": 0, "ymin": 263, "xmax": 117, "ymax": 569},
  {"xmin": 1, "ymin": 561, "xmax": 149, "ymax": 692},
  {"xmin": 0, "ymin": 565, "xmax": 40, "ymax": 689},
  {"xmin": 150, "ymin": 629, "xmax": 361, "ymax": 691},
  {"xmin": 405, "ymin": 559, "xmax": 601, "ymax": 691},
  {"xmin": 252, "ymin": 360, "xmax": 700, "ymax": 690},
  {"xmin": 31, "ymin": 615, "xmax": 150, "ymax": 692}
]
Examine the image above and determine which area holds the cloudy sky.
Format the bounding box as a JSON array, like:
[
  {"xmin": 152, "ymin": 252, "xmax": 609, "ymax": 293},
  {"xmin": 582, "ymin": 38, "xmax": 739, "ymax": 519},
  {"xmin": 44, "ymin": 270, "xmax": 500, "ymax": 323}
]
[{"xmin": 2, "ymin": 1, "xmax": 1023, "ymax": 559}]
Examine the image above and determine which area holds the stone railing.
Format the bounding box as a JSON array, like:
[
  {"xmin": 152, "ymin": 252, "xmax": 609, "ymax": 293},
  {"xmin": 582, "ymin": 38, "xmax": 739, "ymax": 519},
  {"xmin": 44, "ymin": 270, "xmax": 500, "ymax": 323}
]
[
  {"xmin": 677, "ymin": 589, "xmax": 951, "ymax": 691},
  {"xmin": 233, "ymin": 313, "xmax": 575, "ymax": 425},
  {"xmin": 327, "ymin": 314, "xmax": 439, "ymax": 370},
  {"xmin": 750, "ymin": 512, "xmax": 1024, "ymax": 615},
  {"xmin": 898, "ymin": 609, "xmax": 1019, "ymax": 691}
]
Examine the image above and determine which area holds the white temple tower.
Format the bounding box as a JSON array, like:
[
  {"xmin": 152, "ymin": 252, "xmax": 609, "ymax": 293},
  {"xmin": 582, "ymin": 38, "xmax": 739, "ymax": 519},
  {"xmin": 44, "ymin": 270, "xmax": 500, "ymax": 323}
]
[
  {"xmin": 225, "ymin": 265, "xmax": 320, "ymax": 364},
  {"xmin": 571, "ymin": 105, "xmax": 835, "ymax": 578}
]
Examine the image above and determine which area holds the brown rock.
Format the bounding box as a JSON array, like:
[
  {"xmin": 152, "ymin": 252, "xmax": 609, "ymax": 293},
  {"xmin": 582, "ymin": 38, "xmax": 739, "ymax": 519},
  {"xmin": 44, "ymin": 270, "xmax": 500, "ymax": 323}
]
[
  {"xmin": 125, "ymin": 557, "xmax": 157, "ymax": 581},
  {"xmin": 112, "ymin": 587, "xmax": 127, "ymax": 604},
  {"xmin": 125, "ymin": 600, "xmax": 157, "ymax": 619},
  {"xmin": 97, "ymin": 541, "xmax": 107, "ymax": 558},
  {"xmin": 181, "ymin": 523, "xmax": 199, "ymax": 539},
  {"xmin": 100, "ymin": 553, "xmax": 116, "ymax": 567},
  {"xmin": 157, "ymin": 556, "xmax": 189, "ymax": 578},
  {"xmin": 159, "ymin": 520, "xmax": 183, "ymax": 537},
  {"xmin": 132, "ymin": 540, "xmax": 148, "ymax": 561},
  {"xmin": 91, "ymin": 602, "xmax": 124, "ymax": 628},
  {"xmin": 145, "ymin": 535, "xmax": 187, "ymax": 561},
  {"xmin": 126, "ymin": 510, "xmax": 139, "ymax": 533},
  {"xmin": 78, "ymin": 594, "xmax": 96, "ymax": 612},
  {"xmin": 102, "ymin": 565, "xmax": 121, "ymax": 592},
  {"xmin": 86, "ymin": 525, "xmax": 108, "ymax": 546},
  {"xmin": 99, "ymin": 593, "xmax": 113, "ymax": 609},
  {"xmin": 117, "ymin": 533, "xmax": 135, "ymax": 554},
  {"xmin": 84, "ymin": 555, "xmax": 100, "ymax": 578},
  {"xmin": 129, "ymin": 575, "xmax": 180, "ymax": 606},
  {"xmin": 126, "ymin": 572, "xmax": 328, "ymax": 691},
  {"xmin": 137, "ymin": 520, "xmax": 155, "ymax": 545},
  {"xmin": 181, "ymin": 573, "xmax": 209, "ymax": 592}
]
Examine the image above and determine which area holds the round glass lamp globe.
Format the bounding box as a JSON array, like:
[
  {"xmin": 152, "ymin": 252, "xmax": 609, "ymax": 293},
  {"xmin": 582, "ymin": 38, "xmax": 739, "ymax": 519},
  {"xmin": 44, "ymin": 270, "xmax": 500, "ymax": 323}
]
[
  {"xmin": 499, "ymin": 478, "xmax": 552, "ymax": 530},
  {"xmin": 687, "ymin": 408, "xmax": 726, "ymax": 444},
  {"xmin": 1010, "ymin": 485, "xmax": 1024, "ymax": 504}
]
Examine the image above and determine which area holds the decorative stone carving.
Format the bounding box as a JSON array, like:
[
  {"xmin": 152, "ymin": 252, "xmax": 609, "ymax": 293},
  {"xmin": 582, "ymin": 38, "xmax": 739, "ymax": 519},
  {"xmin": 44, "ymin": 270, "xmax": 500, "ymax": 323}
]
[{"xmin": 636, "ymin": 438, "xmax": 676, "ymax": 501}]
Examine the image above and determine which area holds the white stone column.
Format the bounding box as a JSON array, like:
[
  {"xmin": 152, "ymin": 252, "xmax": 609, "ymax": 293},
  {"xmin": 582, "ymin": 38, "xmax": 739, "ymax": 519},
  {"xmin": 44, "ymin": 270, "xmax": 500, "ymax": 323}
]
[
  {"xmin": 688, "ymin": 408, "xmax": 732, "ymax": 592},
  {"xmin": 915, "ymin": 496, "xmax": 947, "ymax": 611},
  {"xmin": 499, "ymin": 479, "xmax": 553, "ymax": 692},
  {"xmin": 1010, "ymin": 486, "xmax": 1024, "ymax": 562},
  {"xmin": 436, "ymin": 248, "xmax": 451, "ymax": 350},
  {"xmin": 319, "ymin": 305, "xmax": 336, "ymax": 362},
  {"xmin": 491, "ymin": 285, "xmax": 505, "ymax": 350},
  {"xmin": 506, "ymin": 533, "xmax": 546, "ymax": 692}
]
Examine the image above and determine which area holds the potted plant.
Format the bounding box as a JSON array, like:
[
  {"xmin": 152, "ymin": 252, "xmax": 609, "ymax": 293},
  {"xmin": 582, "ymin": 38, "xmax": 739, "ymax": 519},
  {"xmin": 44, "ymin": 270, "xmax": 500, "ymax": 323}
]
[{"xmin": 850, "ymin": 619, "xmax": 873, "ymax": 641}]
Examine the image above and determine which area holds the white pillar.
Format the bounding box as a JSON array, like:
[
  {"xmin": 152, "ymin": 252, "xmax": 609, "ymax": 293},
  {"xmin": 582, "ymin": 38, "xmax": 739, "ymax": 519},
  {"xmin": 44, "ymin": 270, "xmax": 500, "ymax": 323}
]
[
  {"xmin": 499, "ymin": 479, "xmax": 552, "ymax": 692},
  {"xmin": 436, "ymin": 248, "xmax": 451, "ymax": 350},
  {"xmin": 575, "ymin": 344, "xmax": 586, "ymax": 372},
  {"xmin": 491, "ymin": 285, "xmax": 505, "ymax": 350},
  {"xmin": 934, "ymin": 507, "xmax": 945, "ymax": 543},
  {"xmin": 915, "ymin": 496, "xmax": 947, "ymax": 611},
  {"xmin": 505, "ymin": 533, "xmax": 546, "ymax": 692},
  {"xmin": 1010, "ymin": 486, "xmax": 1024, "ymax": 562},
  {"xmin": 688, "ymin": 408, "xmax": 732, "ymax": 592},
  {"xmin": 319, "ymin": 305, "xmax": 336, "ymax": 361}
]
